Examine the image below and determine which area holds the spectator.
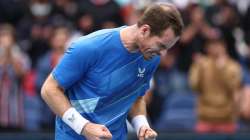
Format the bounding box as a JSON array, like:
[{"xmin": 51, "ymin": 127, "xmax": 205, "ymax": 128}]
[
  {"xmin": 205, "ymin": 0, "xmax": 240, "ymax": 61},
  {"xmin": 36, "ymin": 25, "xmax": 71, "ymax": 130},
  {"xmin": 177, "ymin": 3, "xmax": 219, "ymax": 72},
  {"xmin": 0, "ymin": 24, "xmax": 30, "ymax": 131},
  {"xmin": 51, "ymin": 0, "xmax": 79, "ymax": 22},
  {"xmin": 189, "ymin": 38, "xmax": 241, "ymax": 133},
  {"xmin": 16, "ymin": 0, "xmax": 63, "ymax": 69},
  {"xmin": 78, "ymin": 0, "xmax": 124, "ymax": 30}
]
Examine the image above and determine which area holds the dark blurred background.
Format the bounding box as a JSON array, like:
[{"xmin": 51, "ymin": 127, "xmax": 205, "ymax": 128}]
[{"xmin": 0, "ymin": 0, "xmax": 250, "ymax": 139}]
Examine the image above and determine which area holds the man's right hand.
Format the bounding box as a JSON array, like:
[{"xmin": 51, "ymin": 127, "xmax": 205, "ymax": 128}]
[{"xmin": 81, "ymin": 122, "xmax": 112, "ymax": 140}]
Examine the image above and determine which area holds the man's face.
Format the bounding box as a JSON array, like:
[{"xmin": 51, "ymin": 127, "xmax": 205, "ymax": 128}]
[{"xmin": 138, "ymin": 26, "xmax": 179, "ymax": 60}]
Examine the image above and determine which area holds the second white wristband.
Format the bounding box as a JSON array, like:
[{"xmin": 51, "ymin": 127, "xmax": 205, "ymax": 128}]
[{"xmin": 131, "ymin": 115, "xmax": 150, "ymax": 136}]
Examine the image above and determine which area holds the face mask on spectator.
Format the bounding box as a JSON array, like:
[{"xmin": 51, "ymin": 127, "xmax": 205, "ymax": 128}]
[{"xmin": 30, "ymin": 3, "xmax": 51, "ymax": 17}]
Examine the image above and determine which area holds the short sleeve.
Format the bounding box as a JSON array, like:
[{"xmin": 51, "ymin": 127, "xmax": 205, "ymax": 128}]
[{"xmin": 52, "ymin": 42, "xmax": 98, "ymax": 89}]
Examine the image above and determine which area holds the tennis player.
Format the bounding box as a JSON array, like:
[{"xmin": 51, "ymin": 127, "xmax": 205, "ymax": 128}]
[{"xmin": 41, "ymin": 3, "xmax": 183, "ymax": 140}]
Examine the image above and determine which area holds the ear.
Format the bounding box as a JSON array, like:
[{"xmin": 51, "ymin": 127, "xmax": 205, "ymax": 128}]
[{"xmin": 140, "ymin": 24, "xmax": 151, "ymax": 37}]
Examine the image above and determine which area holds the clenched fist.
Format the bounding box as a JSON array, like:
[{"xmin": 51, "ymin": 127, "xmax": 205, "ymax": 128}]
[
  {"xmin": 81, "ymin": 122, "xmax": 112, "ymax": 140},
  {"xmin": 138, "ymin": 125, "xmax": 157, "ymax": 140}
]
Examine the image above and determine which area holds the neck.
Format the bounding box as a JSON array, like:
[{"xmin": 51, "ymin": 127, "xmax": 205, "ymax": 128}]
[{"xmin": 120, "ymin": 25, "xmax": 139, "ymax": 52}]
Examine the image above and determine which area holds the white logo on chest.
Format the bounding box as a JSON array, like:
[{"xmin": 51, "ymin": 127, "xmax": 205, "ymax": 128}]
[{"xmin": 137, "ymin": 67, "xmax": 145, "ymax": 78}]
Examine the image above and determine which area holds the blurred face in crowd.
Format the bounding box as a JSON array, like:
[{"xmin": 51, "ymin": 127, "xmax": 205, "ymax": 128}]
[
  {"xmin": 0, "ymin": 32, "xmax": 14, "ymax": 58},
  {"xmin": 0, "ymin": 25, "xmax": 15, "ymax": 58},
  {"xmin": 50, "ymin": 28, "xmax": 70, "ymax": 51},
  {"xmin": 0, "ymin": 32, "xmax": 14, "ymax": 48},
  {"xmin": 137, "ymin": 25, "xmax": 179, "ymax": 60},
  {"xmin": 190, "ymin": 5, "xmax": 204, "ymax": 24},
  {"xmin": 206, "ymin": 40, "xmax": 227, "ymax": 58},
  {"xmin": 78, "ymin": 14, "xmax": 94, "ymax": 34}
]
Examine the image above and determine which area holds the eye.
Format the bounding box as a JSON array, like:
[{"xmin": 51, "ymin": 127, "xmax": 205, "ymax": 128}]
[{"xmin": 158, "ymin": 43, "xmax": 166, "ymax": 50}]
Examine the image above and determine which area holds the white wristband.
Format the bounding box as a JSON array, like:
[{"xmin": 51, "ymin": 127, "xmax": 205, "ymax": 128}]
[
  {"xmin": 131, "ymin": 115, "xmax": 150, "ymax": 136},
  {"xmin": 62, "ymin": 107, "xmax": 89, "ymax": 134}
]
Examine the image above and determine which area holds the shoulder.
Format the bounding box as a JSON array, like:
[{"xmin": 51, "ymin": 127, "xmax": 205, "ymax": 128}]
[
  {"xmin": 69, "ymin": 27, "xmax": 124, "ymax": 52},
  {"xmin": 227, "ymin": 59, "xmax": 241, "ymax": 72},
  {"xmin": 75, "ymin": 27, "xmax": 124, "ymax": 44}
]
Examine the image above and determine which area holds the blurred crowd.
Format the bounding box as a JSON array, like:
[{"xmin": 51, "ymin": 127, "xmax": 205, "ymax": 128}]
[{"xmin": 0, "ymin": 0, "xmax": 250, "ymax": 134}]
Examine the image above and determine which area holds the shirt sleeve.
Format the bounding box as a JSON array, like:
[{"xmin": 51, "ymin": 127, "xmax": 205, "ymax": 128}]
[{"xmin": 52, "ymin": 42, "xmax": 98, "ymax": 89}]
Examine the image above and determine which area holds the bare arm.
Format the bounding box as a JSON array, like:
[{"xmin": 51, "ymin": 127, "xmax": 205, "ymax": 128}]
[
  {"xmin": 41, "ymin": 74, "xmax": 71, "ymax": 117},
  {"xmin": 129, "ymin": 96, "xmax": 147, "ymax": 117},
  {"xmin": 129, "ymin": 96, "xmax": 157, "ymax": 140},
  {"xmin": 41, "ymin": 74, "xmax": 112, "ymax": 139}
]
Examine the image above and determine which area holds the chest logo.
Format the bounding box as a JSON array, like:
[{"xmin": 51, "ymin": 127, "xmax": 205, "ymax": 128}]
[{"xmin": 137, "ymin": 67, "xmax": 145, "ymax": 78}]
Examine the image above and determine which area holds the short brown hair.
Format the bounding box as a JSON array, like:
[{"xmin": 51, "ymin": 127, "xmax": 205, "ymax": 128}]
[{"xmin": 137, "ymin": 3, "xmax": 184, "ymax": 37}]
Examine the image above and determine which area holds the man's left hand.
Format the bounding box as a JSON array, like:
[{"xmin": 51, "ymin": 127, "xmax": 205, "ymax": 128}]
[{"xmin": 138, "ymin": 125, "xmax": 157, "ymax": 140}]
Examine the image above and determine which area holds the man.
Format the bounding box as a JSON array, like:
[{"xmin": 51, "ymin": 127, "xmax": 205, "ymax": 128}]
[{"xmin": 41, "ymin": 3, "xmax": 183, "ymax": 140}]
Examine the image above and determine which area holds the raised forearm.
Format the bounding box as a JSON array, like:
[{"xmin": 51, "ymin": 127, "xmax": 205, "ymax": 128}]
[
  {"xmin": 129, "ymin": 96, "xmax": 157, "ymax": 139},
  {"xmin": 129, "ymin": 96, "xmax": 149, "ymax": 134},
  {"xmin": 129, "ymin": 96, "xmax": 147, "ymax": 117}
]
